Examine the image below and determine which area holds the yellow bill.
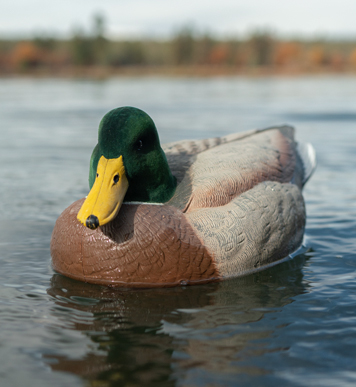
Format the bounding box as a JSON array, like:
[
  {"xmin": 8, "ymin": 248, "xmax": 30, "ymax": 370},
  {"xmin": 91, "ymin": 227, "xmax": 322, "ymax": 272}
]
[{"xmin": 77, "ymin": 155, "xmax": 129, "ymax": 229}]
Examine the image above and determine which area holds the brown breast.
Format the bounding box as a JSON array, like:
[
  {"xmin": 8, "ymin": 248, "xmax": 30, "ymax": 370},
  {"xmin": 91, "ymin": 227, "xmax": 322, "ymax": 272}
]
[{"xmin": 50, "ymin": 199, "xmax": 220, "ymax": 287}]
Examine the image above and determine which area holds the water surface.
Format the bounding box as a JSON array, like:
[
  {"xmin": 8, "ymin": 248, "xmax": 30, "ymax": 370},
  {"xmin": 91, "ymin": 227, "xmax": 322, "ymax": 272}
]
[{"xmin": 0, "ymin": 76, "xmax": 356, "ymax": 386}]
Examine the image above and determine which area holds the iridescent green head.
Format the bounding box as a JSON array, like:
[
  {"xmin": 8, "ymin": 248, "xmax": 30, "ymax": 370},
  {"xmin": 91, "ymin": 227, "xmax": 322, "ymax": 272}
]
[{"xmin": 77, "ymin": 107, "xmax": 177, "ymax": 229}]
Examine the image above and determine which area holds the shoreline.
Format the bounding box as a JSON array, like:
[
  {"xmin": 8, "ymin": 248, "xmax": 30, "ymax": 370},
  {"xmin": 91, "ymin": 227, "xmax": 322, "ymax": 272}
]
[{"xmin": 1, "ymin": 65, "xmax": 356, "ymax": 79}]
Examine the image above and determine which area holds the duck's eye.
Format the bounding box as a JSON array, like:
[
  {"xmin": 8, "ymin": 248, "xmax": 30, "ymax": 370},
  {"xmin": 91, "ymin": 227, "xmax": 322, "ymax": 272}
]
[
  {"xmin": 137, "ymin": 140, "xmax": 143, "ymax": 151},
  {"xmin": 113, "ymin": 175, "xmax": 119, "ymax": 184},
  {"xmin": 96, "ymin": 173, "xmax": 99, "ymax": 178}
]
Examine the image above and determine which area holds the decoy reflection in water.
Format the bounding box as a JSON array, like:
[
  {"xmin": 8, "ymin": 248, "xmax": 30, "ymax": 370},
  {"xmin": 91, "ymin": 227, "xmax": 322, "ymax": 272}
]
[{"xmin": 46, "ymin": 253, "xmax": 308, "ymax": 383}]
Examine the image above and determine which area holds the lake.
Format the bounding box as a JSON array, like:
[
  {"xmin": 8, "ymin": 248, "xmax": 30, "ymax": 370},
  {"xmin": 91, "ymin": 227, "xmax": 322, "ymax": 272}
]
[{"xmin": 0, "ymin": 75, "xmax": 355, "ymax": 386}]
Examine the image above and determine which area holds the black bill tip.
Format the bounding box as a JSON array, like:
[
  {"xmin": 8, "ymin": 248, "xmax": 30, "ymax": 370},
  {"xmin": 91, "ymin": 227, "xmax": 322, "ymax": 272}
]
[{"xmin": 86, "ymin": 215, "xmax": 99, "ymax": 229}]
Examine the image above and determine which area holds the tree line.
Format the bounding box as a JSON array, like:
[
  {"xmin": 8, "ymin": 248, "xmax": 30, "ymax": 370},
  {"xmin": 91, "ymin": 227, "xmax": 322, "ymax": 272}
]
[{"xmin": 1, "ymin": 18, "xmax": 356, "ymax": 76}]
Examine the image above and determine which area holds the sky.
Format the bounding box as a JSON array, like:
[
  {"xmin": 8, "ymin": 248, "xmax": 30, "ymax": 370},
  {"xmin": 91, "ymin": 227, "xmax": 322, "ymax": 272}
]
[{"xmin": 1, "ymin": 0, "xmax": 356, "ymax": 40}]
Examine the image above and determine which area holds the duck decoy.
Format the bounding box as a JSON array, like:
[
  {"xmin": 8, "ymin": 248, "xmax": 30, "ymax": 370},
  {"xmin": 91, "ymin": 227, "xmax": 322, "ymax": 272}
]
[{"xmin": 51, "ymin": 106, "xmax": 315, "ymax": 287}]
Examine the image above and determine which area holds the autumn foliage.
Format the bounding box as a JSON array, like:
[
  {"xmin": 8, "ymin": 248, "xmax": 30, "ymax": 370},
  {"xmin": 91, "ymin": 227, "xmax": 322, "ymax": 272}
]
[{"xmin": 1, "ymin": 23, "xmax": 356, "ymax": 75}]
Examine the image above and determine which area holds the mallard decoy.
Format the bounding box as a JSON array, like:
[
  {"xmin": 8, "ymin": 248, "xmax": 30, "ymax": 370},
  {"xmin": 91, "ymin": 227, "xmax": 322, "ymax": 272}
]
[{"xmin": 51, "ymin": 106, "xmax": 315, "ymax": 287}]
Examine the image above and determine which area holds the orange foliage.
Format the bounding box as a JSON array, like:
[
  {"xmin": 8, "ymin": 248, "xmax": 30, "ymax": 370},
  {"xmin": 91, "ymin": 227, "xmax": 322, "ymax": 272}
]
[
  {"xmin": 348, "ymin": 48, "xmax": 356, "ymax": 68},
  {"xmin": 273, "ymin": 42, "xmax": 301, "ymax": 66},
  {"xmin": 329, "ymin": 51, "xmax": 345, "ymax": 70},
  {"xmin": 307, "ymin": 46, "xmax": 326, "ymax": 67},
  {"xmin": 208, "ymin": 45, "xmax": 229, "ymax": 65},
  {"xmin": 10, "ymin": 42, "xmax": 43, "ymax": 69}
]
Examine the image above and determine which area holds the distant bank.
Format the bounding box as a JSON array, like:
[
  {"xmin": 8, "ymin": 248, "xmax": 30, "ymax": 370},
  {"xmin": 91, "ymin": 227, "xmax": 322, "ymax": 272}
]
[{"xmin": 2, "ymin": 29, "xmax": 356, "ymax": 77}]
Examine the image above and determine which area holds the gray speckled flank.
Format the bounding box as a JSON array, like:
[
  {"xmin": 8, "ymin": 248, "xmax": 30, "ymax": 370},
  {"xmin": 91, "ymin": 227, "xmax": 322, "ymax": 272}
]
[{"xmin": 186, "ymin": 181, "xmax": 305, "ymax": 277}]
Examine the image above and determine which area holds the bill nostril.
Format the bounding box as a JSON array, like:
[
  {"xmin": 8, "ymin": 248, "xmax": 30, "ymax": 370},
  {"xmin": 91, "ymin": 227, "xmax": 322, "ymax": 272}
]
[{"xmin": 86, "ymin": 215, "xmax": 99, "ymax": 229}]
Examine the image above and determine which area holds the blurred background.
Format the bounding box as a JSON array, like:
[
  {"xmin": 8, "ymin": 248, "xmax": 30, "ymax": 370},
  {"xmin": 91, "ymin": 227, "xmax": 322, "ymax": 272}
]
[{"xmin": 2, "ymin": 0, "xmax": 356, "ymax": 77}]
